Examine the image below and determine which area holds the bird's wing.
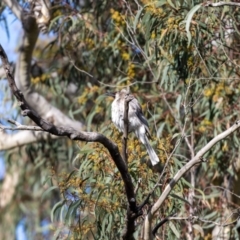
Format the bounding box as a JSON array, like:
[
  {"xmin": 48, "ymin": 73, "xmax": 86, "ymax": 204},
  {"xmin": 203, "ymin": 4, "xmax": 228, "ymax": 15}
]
[{"xmin": 129, "ymin": 98, "xmax": 151, "ymax": 135}]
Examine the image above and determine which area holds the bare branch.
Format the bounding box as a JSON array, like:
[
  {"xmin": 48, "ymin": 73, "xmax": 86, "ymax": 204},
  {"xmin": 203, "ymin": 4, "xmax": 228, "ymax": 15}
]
[
  {"xmin": 9, "ymin": 2, "xmax": 83, "ymax": 131},
  {"xmin": 0, "ymin": 125, "xmax": 43, "ymax": 131},
  {"xmin": 0, "ymin": 131, "xmax": 56, "ymax": 151},
  {"xmin": 134, "ymin": 178, "xmax": 142, "ymax": 194},
  {"xmin": 152, "ymin": 213, "xmax": 176, "ymax": 236},
  {"xmin": 0, "ymin": 119, "xmax": 44, "ymax": 131},
  {"xmin": 122, "ymin": 93, "xmax": 134, "ymax": 164},
  {"xmin": 121, "ymin": 93, "xmax": 138, "ymax": 240},
  {"xmin": 203, "ymin": 1, "xmax": 240, "ymax": 7}
]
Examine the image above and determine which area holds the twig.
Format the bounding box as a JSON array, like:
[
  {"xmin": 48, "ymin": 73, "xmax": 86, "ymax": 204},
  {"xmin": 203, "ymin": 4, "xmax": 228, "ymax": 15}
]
[
  {"xmin": 134, "ymin": 178, "xmax": 142, "ymax": 194},
  {"xmin": 69, "ymin": 59, "xmax": 93, "ymax": 78},
  {"xmin": 121, "ymin": 92, "xmax": 138, "ymax": 240},
  {"xmin": 152, "ymin": 213, "xmax": 176, "ymax": 236},
  {"xmin": 122, "ymin": 93, "xmax": 134, "ymax": 164},
  {"xmin": 0, "ymin": 123, "xmax": 43, "ymax": 131}
]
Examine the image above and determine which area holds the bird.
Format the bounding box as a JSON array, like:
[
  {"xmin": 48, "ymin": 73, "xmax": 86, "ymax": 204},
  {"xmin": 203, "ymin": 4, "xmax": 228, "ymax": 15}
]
[{"xmin": 107, "ymin": 89, "xmax": 159, "ymax": 166}]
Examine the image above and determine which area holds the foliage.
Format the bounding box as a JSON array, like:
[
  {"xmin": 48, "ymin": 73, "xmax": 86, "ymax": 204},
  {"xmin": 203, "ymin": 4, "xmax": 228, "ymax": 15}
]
[{"xmin": 1, "ymin": 0, "xmax": 240, "ymax": 239}]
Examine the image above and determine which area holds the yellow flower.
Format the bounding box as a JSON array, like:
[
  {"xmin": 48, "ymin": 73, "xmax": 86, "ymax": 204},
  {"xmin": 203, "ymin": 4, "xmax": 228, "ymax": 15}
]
[
  {"xmin": 167, "ymin": 17, "xmax": 175, "ymax": 25},
  {"xmin": 77, "ymin": 96, "xmax": 87, "ymax": 104},
  {"xmin": 151, "ymin": 32, "xmax": 156, "ymax": 39},
  {"xmin": 209, "ymin": 156, "xmax": 215, "ymax": 167},
  {"xmin": 95, "ymin": 106, "xmax": 103, "ymax": 113},
  {"xmin": 202, "ymin": 119, "xmax": 212, "ymax": 126},
  {"xmin": 199, "ymin": 125, "xmax": 206, "ymax": 133},
  {"xmin": 203, "ymin": 88, "xmax": 214, "ymax": 97},
  {"xmin": 222, "ymin": 142, "xmax": 229, "ymax": 152},
  {"xmin": 127, "ymin": 63, "xmax": 135, "ymax": 79},
  {"xmin": 31, "ymin": 77, "xmax": 40, "ymax": 84},
  {"xmin": 121, "ymin": 52, "xmax": 130, "ymax": 60},
  {"xmin": 199, "ymin": 119, "xmax": 212, "ymax": 133},
  {"xmin": 111, "ymin": 9, "xmax": 125, "ymax": 27},
  {"xmin": 86, "ymin": 38, "xmax": 95, "ymax": 48}
]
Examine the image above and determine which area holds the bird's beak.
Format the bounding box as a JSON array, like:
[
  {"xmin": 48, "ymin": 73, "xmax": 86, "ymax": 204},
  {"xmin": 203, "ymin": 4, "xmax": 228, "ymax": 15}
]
[{"xmin": 105, "ymin": 92, "xmax": 115, "ymax": 98}]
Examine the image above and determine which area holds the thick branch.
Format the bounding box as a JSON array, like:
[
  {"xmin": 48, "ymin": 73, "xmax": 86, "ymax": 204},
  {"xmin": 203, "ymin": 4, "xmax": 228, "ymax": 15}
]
[
  {"xmin": 4, "ymin": 0, "xmax": 83, "ymax": 130},
  {"xmin": 0, "ymin": 131, "xmax": 56, "ymax": 151},
  {"xmin": 203, "ymin": 1, "xmax": 240, "ymax": 7},
  {"xmin": 0, "ymin": 45, "xmax": 137, "ymax": 239},
  {"xmin": 144, "ymin": 120, "xmax": 240, "ymax": 240}
]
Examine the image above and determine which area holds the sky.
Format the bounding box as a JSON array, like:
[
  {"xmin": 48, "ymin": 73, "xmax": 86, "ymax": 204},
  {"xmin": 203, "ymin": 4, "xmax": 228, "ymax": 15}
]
[
  {"xmin": 0, "ymin": 8, "xmax": 21, "ymax": 179},
  {"xmin": 1, "ymin": 8, "xmax": 28, "ymax": 240},
  {"xmin": 1, "ymin": 8, "xmax": 21, "ymax": 62},
  {"xmin": 1, "ymin": 6, "xmax": 55, "ymax": 240}
]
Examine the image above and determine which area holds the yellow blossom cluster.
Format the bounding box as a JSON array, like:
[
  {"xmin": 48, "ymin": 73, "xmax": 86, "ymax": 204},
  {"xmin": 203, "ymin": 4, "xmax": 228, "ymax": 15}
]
[
  {"xmin": 151, "ymin": 32, "xmax": 156, "ymax": 39},
  {"xmin": 31, "ymin": 73, "xmax": 49, "ymax": 84},
  {"xmin": 85, "ymin": 38, "xmax": 95, "ymax": 49},
  {"xmin": 121, "ymin": 52, "xmax": 130, "ymax": 61},
  {"xmin": 222, "ymin": 141, "xmax": 229, "ymax": 152},
  {"xmin": 203, "ymin": 81, "xmax": 233, "ymax": 102},
  {"xmin": 127, "ymin": 63, "xmax": 135, "ymax": 80},
  {"xmin": 141, "ymin": 0, "xmax": 165, "ymax": 17},
  {"xmin": 110, "ymin": 8, "xmax": 125, "ymax": 27},
  {"xmin": 157, "ymin": 136, "xmax": 173, "ymax": 164},
  {"xmin": 198, "ymin": 119, "xmax": 213, "ymax": 133},
  {"xmin": 77, "ymin": 92, "xmax": 88, "ymax": 105},
  {"xmin": 71, "ymin": 223, "xmax": 95, "ymax": 237},
  {"xmin": 209, "ymin": 156, "xmax": 215, "ymax": 167},
  {"xmin": 77, "ymin": 86, "xmax": 100, "ymax": 105},
  {"xmin": 187, "ymin": 56, "xmax": 194, "ymax": 69}
]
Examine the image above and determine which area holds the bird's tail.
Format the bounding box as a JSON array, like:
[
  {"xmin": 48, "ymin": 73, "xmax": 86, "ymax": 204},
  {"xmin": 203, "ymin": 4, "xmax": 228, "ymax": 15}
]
[{"xmin": 143, "ymin": 135, "xmax": 159, "ymax": 166}]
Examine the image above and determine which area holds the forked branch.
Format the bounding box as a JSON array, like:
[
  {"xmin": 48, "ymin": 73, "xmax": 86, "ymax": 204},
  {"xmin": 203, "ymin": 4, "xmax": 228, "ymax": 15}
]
[{"xmin": 0, "ymin": 44, "xmax": 137, "ymax": 240}]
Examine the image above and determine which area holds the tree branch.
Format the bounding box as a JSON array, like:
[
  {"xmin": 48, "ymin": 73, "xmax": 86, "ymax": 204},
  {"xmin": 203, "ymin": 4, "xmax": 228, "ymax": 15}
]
[
  {"xmin": 0, "ymin": 131, "xmax": 56, "ymax": 151},
  {"xmin": 0, "ymin": 119, "xmax": 44, "ymax": 131},
  {"xmin": 0, "ymin": 44, "xmax": 137, "ymax": 240},
  {"xmin": 203, "ymin": 1, "xmax": 240, "ymax": 7},
  {"xmin": 122, "ymin": 93, "xmax": 134, "ymax": 164},
  {"xmin": 121, "ymin": 93, "xmax": 137, "ymax": 240},
  {"xmin": 4, "ymin": 0, "xmax": 84, "ymax": 131}
]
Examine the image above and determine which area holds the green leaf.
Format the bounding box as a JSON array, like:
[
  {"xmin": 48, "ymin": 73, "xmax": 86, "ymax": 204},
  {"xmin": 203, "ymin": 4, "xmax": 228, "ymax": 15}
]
[
  {"xmin": 51, "ymin": 200, "xmax": 66, "ymax": 222},
  {"xmin": 41, "ymin": 186, "xmax": 58, "ymax": 202},
  {"xmin": 193, "ymin": 224, "xmax": 204, "ymax": 236},
  {"xmin": 169, "ymin": 221, "xmax": 180, "ymax": 238},
  {"xmin": 167, "ymin": 0, "xmax": 177, "ymax": 10},
  {"xmin": 185, "ymin": 4, "xmax": 202, "ymax": 46},
  {"xmin": 65, "ymin": 199, "xmax": 82, "ymax": 225},
  {"xmin": 133, "ymin": 7, "xmax": 144, "ymax": 32},
  {"xmin": 170, "ymin": 193, "xmax": 191, "ymax": 205}
]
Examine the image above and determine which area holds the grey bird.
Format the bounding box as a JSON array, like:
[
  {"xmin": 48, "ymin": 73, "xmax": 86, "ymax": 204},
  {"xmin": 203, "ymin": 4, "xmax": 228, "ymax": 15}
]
[{"xmin": 107, "ymin": 89, "xmax": 159, "ymax": 166}]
